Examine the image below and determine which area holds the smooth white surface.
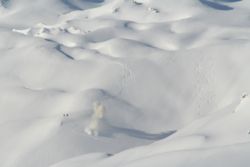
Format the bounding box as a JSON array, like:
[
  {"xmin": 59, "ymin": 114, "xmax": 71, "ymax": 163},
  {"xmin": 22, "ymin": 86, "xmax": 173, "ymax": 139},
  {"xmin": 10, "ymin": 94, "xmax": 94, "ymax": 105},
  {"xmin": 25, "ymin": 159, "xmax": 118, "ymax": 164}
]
[{"xmin": 1, "ymin": 0, "xmax": 250, "ymax": 167}]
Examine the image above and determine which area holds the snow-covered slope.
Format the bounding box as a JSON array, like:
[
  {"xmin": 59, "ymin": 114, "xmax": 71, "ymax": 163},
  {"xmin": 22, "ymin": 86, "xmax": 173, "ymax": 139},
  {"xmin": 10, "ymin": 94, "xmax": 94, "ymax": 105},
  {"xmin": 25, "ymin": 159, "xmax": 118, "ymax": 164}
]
[{"xmin": 1, "ymin": 0, "xmax": 250, "ymax": 167}]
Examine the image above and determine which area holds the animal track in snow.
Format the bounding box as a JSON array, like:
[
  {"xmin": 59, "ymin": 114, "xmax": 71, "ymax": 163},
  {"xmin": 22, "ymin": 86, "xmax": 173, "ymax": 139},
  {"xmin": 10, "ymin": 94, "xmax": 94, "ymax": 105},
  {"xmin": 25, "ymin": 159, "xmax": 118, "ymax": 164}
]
[{"xmin": 117, "ymin": 62, "xmax": 136, "ymax": 96}]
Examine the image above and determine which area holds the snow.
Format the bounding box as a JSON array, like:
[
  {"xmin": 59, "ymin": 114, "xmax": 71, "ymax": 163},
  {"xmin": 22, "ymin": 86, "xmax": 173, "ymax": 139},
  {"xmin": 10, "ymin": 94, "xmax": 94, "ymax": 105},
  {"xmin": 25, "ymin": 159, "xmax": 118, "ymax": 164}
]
[{"xmin": 0, "ymin": 0, "xmax": 250, "ymax": 167}]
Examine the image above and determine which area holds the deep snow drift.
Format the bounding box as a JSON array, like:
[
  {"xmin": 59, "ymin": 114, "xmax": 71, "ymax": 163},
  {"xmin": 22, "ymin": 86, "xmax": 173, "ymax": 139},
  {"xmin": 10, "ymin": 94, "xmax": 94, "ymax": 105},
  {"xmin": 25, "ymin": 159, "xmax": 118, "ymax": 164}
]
[{"xmin": 1, "ymin": 0, "xmax": 250, "ymax": 167}]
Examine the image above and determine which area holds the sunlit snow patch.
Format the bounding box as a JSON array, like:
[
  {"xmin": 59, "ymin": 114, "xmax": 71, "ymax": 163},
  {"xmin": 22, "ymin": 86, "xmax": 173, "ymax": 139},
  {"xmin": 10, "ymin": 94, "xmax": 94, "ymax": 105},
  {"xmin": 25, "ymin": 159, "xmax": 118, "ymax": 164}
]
[{"xmin": 12, "ymin": 28, "xmax": 31, "ymax": 35}]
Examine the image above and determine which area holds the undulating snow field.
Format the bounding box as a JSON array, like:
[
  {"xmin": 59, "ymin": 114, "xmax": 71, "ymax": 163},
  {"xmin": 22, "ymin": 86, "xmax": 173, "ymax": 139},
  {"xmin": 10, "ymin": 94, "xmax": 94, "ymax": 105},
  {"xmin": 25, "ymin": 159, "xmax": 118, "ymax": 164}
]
[{"xmin": 1, "ymin": 0, "xmax": 250, "ymax": 166}]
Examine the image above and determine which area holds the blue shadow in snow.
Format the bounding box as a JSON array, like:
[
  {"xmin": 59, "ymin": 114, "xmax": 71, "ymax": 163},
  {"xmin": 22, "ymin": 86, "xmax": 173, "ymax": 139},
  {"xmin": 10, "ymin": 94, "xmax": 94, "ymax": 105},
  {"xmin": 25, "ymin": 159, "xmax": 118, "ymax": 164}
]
[
  {"xmin": 216, "ymin": 0, "xmax": 242, "ymax": 2},
  {"xmin": 61, "ymin": 0, "xmax": 104, "ymax": 10},
  {"xmin": 45, "ymin": 39, "xmax": 74, "ymax": 60},
  {"xmin": 84, "ymin": 0, "xmax": 104, "ymax": 2},
  {"xmin": 199, "ymin": 0, "xmax": 234, "ymax": 10},
  {"xmin": 99, "ymin": 121, "xmax": 176, "ymax": 140},
  {"xmin": 111, "ymin": 127, "xmax": 176, "ymax": 140},
  {"xmin": 1, "ymin": 0, "xmax": 10, "ymax": 8},
  {"xmin": 61, "ymin": 0, "xmax": 82, "ymax": 10}
]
